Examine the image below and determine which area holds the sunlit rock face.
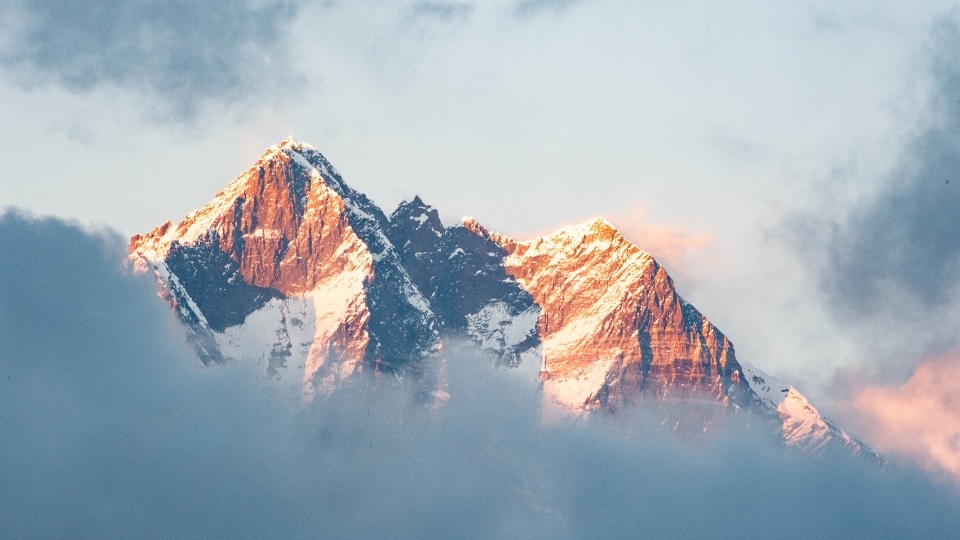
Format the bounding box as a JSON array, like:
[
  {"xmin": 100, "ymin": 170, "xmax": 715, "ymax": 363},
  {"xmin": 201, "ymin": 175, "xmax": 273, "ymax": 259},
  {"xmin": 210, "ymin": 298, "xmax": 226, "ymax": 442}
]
[
  {"xmin": 130, "ymin": 138, "xmax": 439, "ymax": 399},
  {"xmin": 489, "ymin": 217, "xmax": 749, "ymax": 412},
  {"xmin": 130, "ymin": 137, "xmax": 879, "ymax": 460}
]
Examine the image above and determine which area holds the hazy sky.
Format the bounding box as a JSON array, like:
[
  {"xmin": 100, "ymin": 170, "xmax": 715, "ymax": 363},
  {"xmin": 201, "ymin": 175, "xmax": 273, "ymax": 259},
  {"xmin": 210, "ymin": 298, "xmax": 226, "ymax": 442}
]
[{"xmin": 2, "ymin": 1, "xmax": 960, "ymax": 485}]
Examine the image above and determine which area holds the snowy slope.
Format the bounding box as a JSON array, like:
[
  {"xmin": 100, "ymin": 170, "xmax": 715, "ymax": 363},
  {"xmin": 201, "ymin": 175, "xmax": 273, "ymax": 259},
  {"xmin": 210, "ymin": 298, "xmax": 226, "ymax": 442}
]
[
  {"xmin": 498, "ymin": 217, "xmax": 747, "ymax": 413},
  {"xmin": 741, "ymin": 362, "xmax": 879, "ymax": 457},
  {"xmin": 130, "ymin": 137, "xmax": 880, "ymax": 460}
]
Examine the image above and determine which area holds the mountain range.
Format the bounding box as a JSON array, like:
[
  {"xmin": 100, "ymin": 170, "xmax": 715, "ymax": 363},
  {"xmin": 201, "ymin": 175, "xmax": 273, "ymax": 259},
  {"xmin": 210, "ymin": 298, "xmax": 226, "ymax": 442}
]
[{"xmin": 129, "ymin": 137, "xmax": 879, "ymax": 460}]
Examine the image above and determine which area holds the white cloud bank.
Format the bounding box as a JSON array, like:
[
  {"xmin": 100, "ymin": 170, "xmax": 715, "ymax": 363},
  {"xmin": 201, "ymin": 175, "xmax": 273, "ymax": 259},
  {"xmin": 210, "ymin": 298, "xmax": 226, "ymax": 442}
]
[{"xmin": 2, "ymin": 209, "xmax": 960, "ymax": 539}]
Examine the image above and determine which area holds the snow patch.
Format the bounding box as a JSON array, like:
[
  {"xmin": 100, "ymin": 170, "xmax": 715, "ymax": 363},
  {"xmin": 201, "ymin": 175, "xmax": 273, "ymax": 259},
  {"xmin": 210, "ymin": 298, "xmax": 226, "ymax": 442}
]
[
  {"xmin": 213, "ymin": 267, "xmax": 372, "ymax": 403},
  {"xmin": 301, "ymin": 268, "xmax": 372, "ymax": 399},
  {"xmin": 466, "ymin": 301, "xmax": 540, "ymax": 357}
]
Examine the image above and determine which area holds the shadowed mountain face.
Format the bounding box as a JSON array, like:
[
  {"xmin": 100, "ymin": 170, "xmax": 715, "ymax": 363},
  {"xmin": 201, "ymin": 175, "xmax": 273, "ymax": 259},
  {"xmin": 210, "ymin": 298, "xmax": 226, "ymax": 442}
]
[
  {"xmin": 386, "ymin": 197, "xmax": 538, "ymax": 365},
  {"xmin": 130, "ymin": 137, "xmax": 879, "ymax": 460}
]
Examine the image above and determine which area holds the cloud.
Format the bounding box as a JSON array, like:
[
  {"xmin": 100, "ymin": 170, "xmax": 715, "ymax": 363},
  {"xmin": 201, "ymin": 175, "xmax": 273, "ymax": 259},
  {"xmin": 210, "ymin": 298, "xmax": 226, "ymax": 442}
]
[
  {"xmin": 0, "ymin": 210, "xmax": 303, "ymax": 537},
  {"xmin": 407, "ymin": 1, "xmax": 474, "ymax": 22},
  {"xmin": 3, "ymin": 209, "xmax": 960, "ymax": 538},
  {"xmin": 514, "ymin": 0, "xmax": 581, "ymax": 18},
  {"xmin": 820, "ymin": 18, "xmax": 960, "ymax": 312},
  {"xmin": 395, "ymin": 1, "xmax": 474, "ymax": 51},
  {"xmin": 852, "ymin": 350, "xmax": 960, "ymax": 483},
  {"xmin": 611, "ymin": 204, "xmax": 712, "ymax": 273},
  {"xmin": 782, "ymin": 15, "xmax": 960, "ymax": 369},
  {"xmin": 0, "ymin": 0, "xmax": 300, "ymax": 122}
]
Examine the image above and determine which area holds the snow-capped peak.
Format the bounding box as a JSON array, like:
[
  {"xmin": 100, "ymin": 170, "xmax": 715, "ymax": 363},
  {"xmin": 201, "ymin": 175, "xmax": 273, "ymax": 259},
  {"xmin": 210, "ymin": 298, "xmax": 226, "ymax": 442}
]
[
  {"xmin": 272, "ymin": 135, "xmax": 318, "ymax": 153},
  {"xmin": 264, "ymin": 135, "xmax": 299, "ymax": 156},
  {"xmin": 545, "ymin": 216, "xmax": 620, "ymax": 243},
  {"xmin": 586, "ymin": 216, "xmax": 616, "ymax": 232}
]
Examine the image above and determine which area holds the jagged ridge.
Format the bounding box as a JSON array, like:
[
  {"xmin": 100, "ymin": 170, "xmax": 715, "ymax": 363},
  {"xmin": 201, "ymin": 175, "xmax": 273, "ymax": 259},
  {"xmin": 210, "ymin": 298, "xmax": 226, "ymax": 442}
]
[
  {"xmin": 131, "ymin": 138, "xmax": 440, "ymax": 398},
  {"xmin": 130, "ymin": 137, "xmax": 879, "ymax": 459}
]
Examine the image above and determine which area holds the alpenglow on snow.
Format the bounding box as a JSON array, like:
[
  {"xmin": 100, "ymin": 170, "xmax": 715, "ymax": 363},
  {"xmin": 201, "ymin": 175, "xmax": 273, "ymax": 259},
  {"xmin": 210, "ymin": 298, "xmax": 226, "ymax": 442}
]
[{"xmin": 130, "ymin": 137, "xmax": 880, "ymax": 460}]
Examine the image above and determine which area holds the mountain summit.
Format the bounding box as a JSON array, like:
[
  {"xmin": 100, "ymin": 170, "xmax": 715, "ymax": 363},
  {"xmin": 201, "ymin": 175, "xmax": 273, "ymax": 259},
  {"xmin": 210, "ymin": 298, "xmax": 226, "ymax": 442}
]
[
  {"xmin": 131, "ymin": 138, "xmax": 439, "ymax": 399},
  {"xmin": 130, "ymin": 137, "xmax": 878, "ymax": 459}
]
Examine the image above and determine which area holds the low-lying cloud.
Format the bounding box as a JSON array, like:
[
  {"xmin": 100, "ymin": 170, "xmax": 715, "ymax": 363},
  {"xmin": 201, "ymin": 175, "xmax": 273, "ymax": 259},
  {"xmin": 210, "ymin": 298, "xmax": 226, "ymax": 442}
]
[
  {"xmin": 852, "ymin": 350, "xmax": 960, "ymax": 483},
  {"xmin": 0, "ymin": 0, "xmax": 300, "ymax": 122},
  {"xmin": 2, "ymin": 209, "xmax": 960, "ymax": 539}
]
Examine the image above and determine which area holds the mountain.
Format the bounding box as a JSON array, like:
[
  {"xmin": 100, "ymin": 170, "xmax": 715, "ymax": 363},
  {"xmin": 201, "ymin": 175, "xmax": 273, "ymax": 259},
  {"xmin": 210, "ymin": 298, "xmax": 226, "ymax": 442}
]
[
  {"xmin": 130, "ymin": 138, "xmax": 440, "ymax": 400},
  {"xmin": 130, "ymin": 137, "xmax": 879, "ymax": 459}
]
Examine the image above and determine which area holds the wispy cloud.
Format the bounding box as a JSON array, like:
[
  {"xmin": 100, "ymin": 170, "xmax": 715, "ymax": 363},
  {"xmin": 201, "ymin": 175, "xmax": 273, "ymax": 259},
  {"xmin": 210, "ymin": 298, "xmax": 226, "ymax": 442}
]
[
  {"xmin": 852, "ymin": 350, "xmax": 960, "ymax": 483},
  {"xmin": 514, "ymin": 0, "xmax": 581, "ymax": 18},
  {"xmin": 0, "ymin": 0, "xmax": 301, "ymax": 122},
  {"xmin": 782, "ymin": 15, "xmax": 960, "ymax": 371},
  {"xmin": 407, "ymin": 1, "xmax": 474, "ymax": 22},
  {"xmin": 822, "ymin": 17, "xmax": 960, "ymax": 314},
  {"xmin": 398, "ymin": 1, "xmax": 475, "ymax": 45},
  {"xmin": 612, "ymin": 204, "xmax": 713, "ymax": 273},
  {"xmin": 778, "ymin": 14, "xmax": 960, "ymax": 487}
]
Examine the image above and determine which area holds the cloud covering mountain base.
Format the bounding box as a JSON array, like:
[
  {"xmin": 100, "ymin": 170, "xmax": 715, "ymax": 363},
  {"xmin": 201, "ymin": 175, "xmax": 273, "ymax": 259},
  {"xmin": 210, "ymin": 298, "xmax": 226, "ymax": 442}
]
[
  {"xmin": 852, "ymin": 351, "xmax": 960, "ymax": 482},
  {"xmin": 2, "ymin": 210, "xmax": 959, "ymax": 539}
]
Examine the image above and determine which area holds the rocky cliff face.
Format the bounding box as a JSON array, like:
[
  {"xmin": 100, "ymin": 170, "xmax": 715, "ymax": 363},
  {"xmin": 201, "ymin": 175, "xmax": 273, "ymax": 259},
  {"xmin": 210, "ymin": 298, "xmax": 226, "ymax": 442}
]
[
  {"xmin": 484, "ymin": 217, "xmax": 750, "ymax": 413},
  {"xmin": 131, "ymin": 137, "xmax": 879, "ymax": 459},
  {"xmin": 130, "ymin": 138, "xmax": 439, "ymax": 399},
  {"xmin": 386, "ymin": 198, "xmax": 539, "ymax": 366}
]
